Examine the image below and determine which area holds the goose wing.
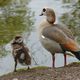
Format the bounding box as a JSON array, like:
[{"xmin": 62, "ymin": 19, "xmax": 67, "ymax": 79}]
[
  {"xmin": 53, "ymin": 24, "xmax": 74, "ymax": 39},
  {"xmin": 42, "ymin": 27, "xmax": 79, "ymax": 51}
]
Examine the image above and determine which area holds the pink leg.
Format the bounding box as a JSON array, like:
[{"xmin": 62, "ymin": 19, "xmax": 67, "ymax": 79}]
[
  {"xmin": 64, "ymin": 53, "xmax": 67, "ymax": 66},
  {"xmin": 52, "ymin": 54, "xmax": 55, "ymax": 68}
]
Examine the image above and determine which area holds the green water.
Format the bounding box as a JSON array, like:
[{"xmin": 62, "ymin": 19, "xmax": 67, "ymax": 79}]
[{"xmin": 0, "ymin": 0, "xmax": 35, "ymax": 56}]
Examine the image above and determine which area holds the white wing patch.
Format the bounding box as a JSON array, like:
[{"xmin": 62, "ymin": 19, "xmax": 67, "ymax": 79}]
[{"xmin": 41, "ymin": 35, "xmax": 45, "ymax": 39}]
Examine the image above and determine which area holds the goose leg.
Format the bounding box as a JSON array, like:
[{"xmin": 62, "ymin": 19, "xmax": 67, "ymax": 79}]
[
  {"xmin": 64, "ymin": 53, "xmax": 67, "ymax": 66},
  {"xmin": 52, "ymin": 54, "xmax": 55, "ymax": 68}
]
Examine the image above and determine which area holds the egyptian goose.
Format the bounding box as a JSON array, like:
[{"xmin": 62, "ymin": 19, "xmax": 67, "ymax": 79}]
[
  {"xmin": 39, "ymin": 8, "xmax": 80, "ymax": 67},
  {"xmin": 11, "ymin": 36, "xmax": 31, "ymax": 72}
]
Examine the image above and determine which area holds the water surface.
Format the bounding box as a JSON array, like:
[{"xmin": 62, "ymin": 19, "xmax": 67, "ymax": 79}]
[{"xmin": 0, "ymin": 0, "xmax": 78, "ymax": 76}]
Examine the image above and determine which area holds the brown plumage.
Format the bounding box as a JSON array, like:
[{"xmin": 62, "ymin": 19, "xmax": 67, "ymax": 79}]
[
  {"xmin": 39, "ymin": 8, "xmax": 80, "ymax": 67},
  {"xmin": 11, "ymin": 36, "xmax": 31, "ymax": 72}
]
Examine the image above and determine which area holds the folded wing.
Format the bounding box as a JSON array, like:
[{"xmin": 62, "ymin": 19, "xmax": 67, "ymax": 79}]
[{"xmin": 42, "ymin": 27, "xmax": 79, "ymax": 52}]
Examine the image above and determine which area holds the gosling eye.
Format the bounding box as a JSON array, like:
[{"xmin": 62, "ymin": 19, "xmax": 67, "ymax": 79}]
[{"xmin": 43, "ymin": 8, "xmax": 46, "ymax": 12}]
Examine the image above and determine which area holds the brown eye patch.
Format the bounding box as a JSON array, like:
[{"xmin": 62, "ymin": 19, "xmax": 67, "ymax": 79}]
[{"xmin": 43, "ymin": 8, "xmax": 46, "ymax": 12}]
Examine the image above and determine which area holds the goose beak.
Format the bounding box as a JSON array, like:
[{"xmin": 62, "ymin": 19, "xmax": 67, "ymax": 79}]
[{"xmin": 39, "ymin": 13, "xmax": 43, "ymax": 16}]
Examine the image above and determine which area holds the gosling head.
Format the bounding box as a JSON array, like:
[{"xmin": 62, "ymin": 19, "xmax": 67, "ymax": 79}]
[
  {"xmin": 40, "ymin": 8, "xmax": 56, "ymax": 24},
  {"xmin": 13, "ymin": 35, "xmax": 23, "ymax": 44}
]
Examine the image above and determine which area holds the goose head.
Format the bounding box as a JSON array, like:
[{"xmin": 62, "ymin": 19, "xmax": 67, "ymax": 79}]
[{"xmin": 40, "ymin": 8, "xmax": 56, "ymax": 24}]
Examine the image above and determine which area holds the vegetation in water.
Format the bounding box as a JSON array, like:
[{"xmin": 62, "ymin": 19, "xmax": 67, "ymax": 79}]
[
  {"xmin": 0, "ymin": 0, "xmax": 35, "ymax": 56},
  {"xmin": 60, "ymin": 0, "xmax": 80, "ymax": 43}
]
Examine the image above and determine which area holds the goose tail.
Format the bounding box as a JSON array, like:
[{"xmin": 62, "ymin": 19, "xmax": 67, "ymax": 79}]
[{"xmin": 71, "ymin": 51, "xmax": 80, "ymax": 60}]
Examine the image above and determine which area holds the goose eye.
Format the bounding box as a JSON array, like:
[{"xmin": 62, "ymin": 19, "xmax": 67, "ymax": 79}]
[{"xmin": 43, "ymin": 8, "xmax": 46, "ymax": 12}]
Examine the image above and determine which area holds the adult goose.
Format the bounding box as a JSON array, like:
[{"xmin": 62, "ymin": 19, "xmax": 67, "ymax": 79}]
[{"xmin": 39, "ymin": 8, "xmax": 80, "ymax": 67}]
